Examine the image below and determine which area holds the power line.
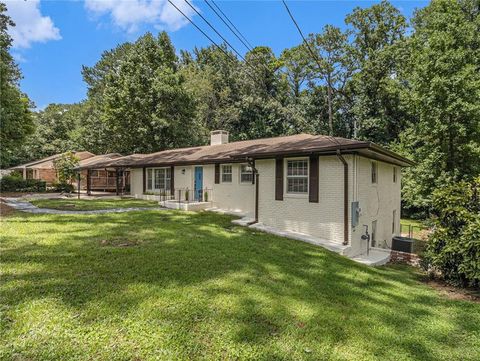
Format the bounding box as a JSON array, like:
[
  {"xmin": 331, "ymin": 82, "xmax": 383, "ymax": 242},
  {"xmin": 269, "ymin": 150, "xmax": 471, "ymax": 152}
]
[
  {"xmin": 205, "ymin": 0, "xmax": 253, "ymax": 52},
  {"xmin": 182, "ymin": 0, "xmax": 248, "ymax": 63},
  {"xmin": 281, "ymin": 0, "xmax": 322, "ymax": 71}
]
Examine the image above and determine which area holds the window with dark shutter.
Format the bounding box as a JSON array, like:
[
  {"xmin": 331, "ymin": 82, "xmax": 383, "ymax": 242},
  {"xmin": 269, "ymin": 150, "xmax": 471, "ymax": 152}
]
[
  {"xmin": 215, "ymin": 163, "xmax": 220, "ymax": 184},
  {"xmin": 275, "ymin": 158, "xmax": 283, "ymax": 200},
  {"xmin": 309, "ymin": 155, "xmax": 319, "ymax": 203}
]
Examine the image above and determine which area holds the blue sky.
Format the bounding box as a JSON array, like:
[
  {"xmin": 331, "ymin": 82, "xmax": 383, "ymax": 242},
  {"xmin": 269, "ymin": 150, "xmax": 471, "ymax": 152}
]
[{"xmin": 6, "ymin": 0, "xmax": 427, "ymax": 110}]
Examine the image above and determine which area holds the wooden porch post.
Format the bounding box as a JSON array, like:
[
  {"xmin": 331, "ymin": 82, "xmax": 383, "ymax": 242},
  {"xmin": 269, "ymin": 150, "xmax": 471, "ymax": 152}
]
[
  {"xmin": 115, "ymin": 169, "xmax": 120, "ymax": 196},
  {"xmin": 77, "ymin": 172, "xmax": 81, "ymax": 199},
  {"xmin": 86, "ymin": 169, "xmax": 91, "ymax": 196}
]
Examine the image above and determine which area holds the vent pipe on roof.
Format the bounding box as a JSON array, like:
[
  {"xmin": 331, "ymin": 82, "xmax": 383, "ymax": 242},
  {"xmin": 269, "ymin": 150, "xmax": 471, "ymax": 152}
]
[{"xmin": 210, "ymin": 130, "xmax": 229, "ymax": 146}]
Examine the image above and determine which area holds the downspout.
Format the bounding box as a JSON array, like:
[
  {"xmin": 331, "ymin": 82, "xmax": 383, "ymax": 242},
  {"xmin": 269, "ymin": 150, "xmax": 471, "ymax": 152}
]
[{"xmin": 336, "ymin": 149, "xmax": 349, "ymax": 245}]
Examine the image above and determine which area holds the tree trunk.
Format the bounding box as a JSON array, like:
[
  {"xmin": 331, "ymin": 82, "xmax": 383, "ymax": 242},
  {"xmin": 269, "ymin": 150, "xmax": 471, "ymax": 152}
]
[{"xmin": 327, "ymin": 75, "xmax": 334, "ymax": 136}]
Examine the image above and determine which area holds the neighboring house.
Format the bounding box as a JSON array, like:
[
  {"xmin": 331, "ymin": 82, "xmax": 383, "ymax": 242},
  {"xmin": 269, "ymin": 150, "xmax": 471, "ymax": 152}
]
[
  {"xmin": 9, "ymin": 151, "xmax": 95, "ymax": 184},
  {"xmin": 78, "ymin": 131, "xmax": 413, "ymax": 258},
  {"xmin": 8, "ymin": 152, "xmax": 128, "ymax": 192}
]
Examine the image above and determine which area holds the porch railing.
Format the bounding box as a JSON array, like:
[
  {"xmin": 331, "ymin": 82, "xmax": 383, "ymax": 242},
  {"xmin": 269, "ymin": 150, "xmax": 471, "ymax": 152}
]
[{"xmin": 144, "ymin": 188, "xmax": 214, "ymax": 204}]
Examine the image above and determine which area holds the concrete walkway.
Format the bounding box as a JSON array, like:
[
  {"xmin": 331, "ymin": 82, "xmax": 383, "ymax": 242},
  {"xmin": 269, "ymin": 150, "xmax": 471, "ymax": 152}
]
[{"xmin": 1, "ymin": 198, "xmax": 165, "ymax": 215}]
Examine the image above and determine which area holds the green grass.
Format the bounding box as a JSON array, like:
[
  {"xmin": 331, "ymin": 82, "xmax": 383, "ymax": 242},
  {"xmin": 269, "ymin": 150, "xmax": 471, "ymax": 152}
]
[
  {"xmin": 29, "ymin": 198, "xmax": 160, "ymax": 210},
  {"xmin": 1, "ymin": 209, "xmax": 479, "ymax": 360}
]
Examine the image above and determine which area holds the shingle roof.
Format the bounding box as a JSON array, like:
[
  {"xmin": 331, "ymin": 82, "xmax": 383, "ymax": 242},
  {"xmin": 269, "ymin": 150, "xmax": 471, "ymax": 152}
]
[
  {"xmin": 76, "ymin": 153, "xmax": 123, "ymax": 170},
  {"xmin": 82, "ymin": 133, "xmax": 413, "ymax": 168},
  {"xmin": 9, "ymin": 151, "xmax": 95, "ymax": 170}
]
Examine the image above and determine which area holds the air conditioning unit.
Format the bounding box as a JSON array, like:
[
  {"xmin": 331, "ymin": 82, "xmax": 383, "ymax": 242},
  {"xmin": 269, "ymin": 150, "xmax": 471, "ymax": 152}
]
[{"xmin": 392, "ymin": 236, "xmax": 414, "ymax": 253}]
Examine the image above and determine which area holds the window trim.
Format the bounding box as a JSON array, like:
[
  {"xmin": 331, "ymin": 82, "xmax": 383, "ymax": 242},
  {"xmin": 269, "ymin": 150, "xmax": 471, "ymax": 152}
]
[
  {"xmin": 146, "ymin": 167, "xmax": 171, "ymax": 193},
  {"xmin": 392, "ymin": 209, "xmax": 396, "ymax": 234},
  {"xmin": 284, "ymin": 157, "xmax": 309, "ymax": 197},
  {"xmin": 221, "ymin": 164, "xmax": 233, "ymax": 183},
  {"xmin": 239, "ymin": 163, "xmax": 253, "ymax": 184},
  {"xmin": 371, "ymin": 161, "xmax": 378, "ymax": 184}
]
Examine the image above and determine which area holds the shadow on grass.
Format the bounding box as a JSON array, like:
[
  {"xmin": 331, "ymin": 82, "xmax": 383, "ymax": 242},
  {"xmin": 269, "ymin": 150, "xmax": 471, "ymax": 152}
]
[{"xmin": 1, "ymin": 210, "xmax": 479, "ymax": 360}]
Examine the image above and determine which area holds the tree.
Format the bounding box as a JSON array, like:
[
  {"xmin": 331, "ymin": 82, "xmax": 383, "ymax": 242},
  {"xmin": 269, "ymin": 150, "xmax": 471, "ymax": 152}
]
[
  {"xmin": 92, "ymin": 32, "xmax": 199, "ymax": 154},
  {"xmin": 346, "ymin": 0, "xmax": 408, "ymax": 143},
  {"xmin": 399, "ymin": 0, "xmax": 480, "ymax": 211},
  {"xmin": 306, "ymin": 25, "xmax": 355, "ymax": 136},
  {"xmin": 0, "ymin": 2, "xmax": 34, "ymax": 168},
  {"xmin": 53, "ymin": 151, "xmax": 80, "ymax": 185},
  {"xmin": 422, "ymin": 177, "xmax": 480, "ymax": 287}
]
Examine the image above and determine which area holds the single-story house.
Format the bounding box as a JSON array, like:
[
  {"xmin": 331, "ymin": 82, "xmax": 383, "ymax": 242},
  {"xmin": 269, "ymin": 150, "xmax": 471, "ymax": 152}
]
[
  {"xmin": 83, "ymin": 131, "xmax": 413, "ymax": 258},
  {"xmin": 9, "ymin": 152, "xmax": 128, "ymax": 192}
]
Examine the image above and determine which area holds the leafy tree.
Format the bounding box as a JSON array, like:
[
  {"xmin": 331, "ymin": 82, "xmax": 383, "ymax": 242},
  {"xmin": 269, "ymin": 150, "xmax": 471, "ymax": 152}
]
[
  {"xmin": 92, "ymin": 32, "xmax": 198, "ymax": 153},
  {"xmin": 399, "ymin": 0, "xmax": 480, "ymax": 211},
  {"xmin": 306, "ymin": 25, "xmax": 355, "ymax": 136},
  {"xmin": 422, "ymin": 177, "xmax": 480, "ymax": 287},
  {"xmin": 53, "ymin": 151, "xmax": 80, "ymax": 185},
  {"xmin": 346, "ymin": 0, "xmax": 408, "ymax": 143},
  {"xmin": 0, "ymin": 2, "xmax": 34, "ymax": 168}
]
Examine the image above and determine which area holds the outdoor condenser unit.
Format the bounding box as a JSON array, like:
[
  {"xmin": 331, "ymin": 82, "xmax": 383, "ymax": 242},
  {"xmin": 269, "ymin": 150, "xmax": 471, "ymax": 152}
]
[{"xmin": 392, "ymin": 236, "xmax": 414, "ymax": 253}]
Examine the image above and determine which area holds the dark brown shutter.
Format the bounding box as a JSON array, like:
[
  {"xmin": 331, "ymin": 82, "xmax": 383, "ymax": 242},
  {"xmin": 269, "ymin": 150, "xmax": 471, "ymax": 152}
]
[
  {"xmin": 215, "ymin": 163, "xmax": 220, "ymax": 184},
  {"xmin": 309, "ymin": 155, "xmax": 319, "ymax": 203},
  {"xmin": 170, "ymin": 166, "xmax": 175, "ymax": 195},
  {"xmin": 142, "ymin": 167, "xmax": 146, "ymax": 193},
  {"xmin": 275, "ymin": 158, "xmax": 283, "ymax": 201}
]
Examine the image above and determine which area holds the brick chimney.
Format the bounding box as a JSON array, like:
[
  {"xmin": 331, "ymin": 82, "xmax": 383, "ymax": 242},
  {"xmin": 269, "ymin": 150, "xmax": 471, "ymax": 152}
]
[{"xmin": 210, "ymin": 130, "xmax": 229, "ymax": 146}]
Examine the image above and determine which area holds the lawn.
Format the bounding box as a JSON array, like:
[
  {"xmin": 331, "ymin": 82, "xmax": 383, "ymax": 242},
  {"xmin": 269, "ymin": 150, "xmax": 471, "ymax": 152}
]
[
  {"xmin": 1, "ymin": 209, "xmax": 479, "ymax": 360},
  {"xmin": 29, "ymin": 197, "xmax": 160, "ymax": 210}
]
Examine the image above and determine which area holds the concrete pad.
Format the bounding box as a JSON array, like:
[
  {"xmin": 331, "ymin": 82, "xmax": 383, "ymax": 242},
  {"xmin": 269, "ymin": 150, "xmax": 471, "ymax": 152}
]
[
  {"xmin": 248, "ymin": 222, "xmax": 350, "ymax": 255},
  {"xmin": 349, "ymin": 248, "xmax": 391, "ymax": 266}
]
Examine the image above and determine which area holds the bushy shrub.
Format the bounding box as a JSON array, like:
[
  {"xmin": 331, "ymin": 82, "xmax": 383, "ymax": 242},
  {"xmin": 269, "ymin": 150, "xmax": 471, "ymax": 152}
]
[
  {"xmin": 0, "ymin": 175, "xmax": 47, "ymax": 192},
  {"xmin": 422, "ymin": 177, "xmax": 480, "ymax": 288},
  {"xmin": 50, "ymin": 182, "xmax": 75, "ymax": 193}
]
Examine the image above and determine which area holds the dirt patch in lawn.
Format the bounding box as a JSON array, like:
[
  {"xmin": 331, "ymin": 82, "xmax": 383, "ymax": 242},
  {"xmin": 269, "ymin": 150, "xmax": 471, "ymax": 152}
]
[
  {"xmin": 0, "ymin": 200, "xmax": 15, "ymax": 217},
  {"xmin": 425, "ymin": 279, "xmax": 480, "ymax": 303},
  {"xmin": 99, "ymin": 239, "xmax": 143, "ymax": 247}
]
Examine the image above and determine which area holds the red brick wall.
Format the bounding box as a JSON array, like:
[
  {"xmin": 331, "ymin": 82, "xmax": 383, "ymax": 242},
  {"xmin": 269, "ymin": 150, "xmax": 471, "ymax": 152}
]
[
  {"xmin": 37, "ymin": 169, "xmax": 58, "ymax": 184},
  {"xmin": 389, "ymin": 250, "xmax": 421, "ymax": 267}
]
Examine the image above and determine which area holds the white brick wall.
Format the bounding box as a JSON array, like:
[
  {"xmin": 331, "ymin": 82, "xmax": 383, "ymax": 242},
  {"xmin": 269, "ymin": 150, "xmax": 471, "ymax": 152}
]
[
  {"xmin": 350, "ymin": 156, "xmax": 401, "ymax": 255},
  {"xmin": 128, "ymin": 154, "xmax": 401, "ymax": 257},
  {"xmin": 256, "ymin": 156, "xmax": 347, "ymax": 243}
]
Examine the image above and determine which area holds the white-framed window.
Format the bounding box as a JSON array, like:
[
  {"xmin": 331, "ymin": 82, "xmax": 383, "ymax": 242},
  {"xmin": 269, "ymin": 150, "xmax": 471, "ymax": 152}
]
[
  {"xmin": 286, "ymin": 158, "xmax": 308, "ymax": 194},
  {"xmin": 240, "ymin": 164, "xmax": 253, "ymax": 183},
  {"xmin": 371, "ymin": 161, "xmax": 378, "ymax": 184},
  {"xmin": 221, "ymin": 165, "xmax": 232, "ymax": 183},
  {"xmin": 147, "ymin": 167, "xmax": 171, "ymax": 191},
  {"xmin": 393, "ymin": 166, "xmax": 397, "ymax": 183},
  {"xmin": 91, "ymin": 170, "xmax": 99, "ymax": 177},
  {"xmin": 392, "ymin": 209, "xmax": 396, "ymax": 233}
]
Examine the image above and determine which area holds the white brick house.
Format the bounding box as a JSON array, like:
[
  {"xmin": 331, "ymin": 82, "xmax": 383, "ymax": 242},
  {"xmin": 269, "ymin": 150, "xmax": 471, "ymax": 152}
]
[{"xmin": 85, "ymin": 131, "xmax": 412, "ymax": 258}]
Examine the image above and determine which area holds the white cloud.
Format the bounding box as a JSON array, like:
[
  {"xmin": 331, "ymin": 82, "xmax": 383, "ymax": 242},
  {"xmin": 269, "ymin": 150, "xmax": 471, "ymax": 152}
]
[
  {"xmin": 5, "ymin": 0, "xmax": 61, "ymax": 48},
  {"xmin": 84, "ymin": 0, "xmax": 196, "ymax": 33}
]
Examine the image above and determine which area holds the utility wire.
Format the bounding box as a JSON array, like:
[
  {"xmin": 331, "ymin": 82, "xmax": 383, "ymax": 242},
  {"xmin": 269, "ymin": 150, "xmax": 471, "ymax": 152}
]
[
  {"xmin": 182, "ymin": 0, "xmax": 248, "ymax": 63},
  {"xmin": 167, "ymin": 0, "xmax": 294, "ymax": 119},
  {"xmin": 281, "ymin": 0, "xmax": 323, "ymax": 72},
  {"xmin": 205, "ymin": 0, "xmax": 253, "ymax": 52}
]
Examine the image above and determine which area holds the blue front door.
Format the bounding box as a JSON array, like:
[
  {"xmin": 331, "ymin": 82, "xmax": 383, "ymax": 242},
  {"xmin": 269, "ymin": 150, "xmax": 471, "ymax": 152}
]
[{"xmin": 194, "ymin": 167, "xmax": 203, "ymax": 201}]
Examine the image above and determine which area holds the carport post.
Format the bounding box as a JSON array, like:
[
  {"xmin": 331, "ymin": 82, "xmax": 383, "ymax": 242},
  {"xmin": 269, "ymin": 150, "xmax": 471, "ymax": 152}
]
[
  {"xmin": 86, "ymin": 169, "xmax": 91, "ymax": 196},
  {"xmin": 115, "ymin": 169, "xmax": 120, "ymax": 196},
  {"xmin": 77, "ymin": 172, "xmax": 81, "ymax": 199}
]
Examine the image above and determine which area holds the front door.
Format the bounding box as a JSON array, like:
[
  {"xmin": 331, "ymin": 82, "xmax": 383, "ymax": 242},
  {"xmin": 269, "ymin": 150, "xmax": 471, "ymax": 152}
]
[{"xmin": 194, "ymin": 166, "xmax": 203, "ymax": 201}]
